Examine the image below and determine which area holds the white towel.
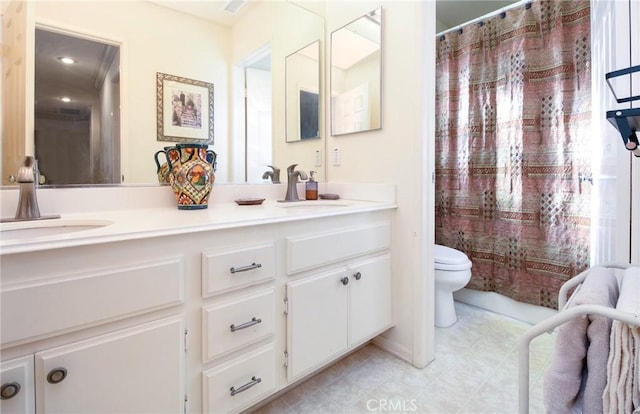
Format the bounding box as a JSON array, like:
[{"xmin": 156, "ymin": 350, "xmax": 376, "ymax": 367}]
[
  {"xmin": 603, "ymin": 267, "xmax": 640, "ymax": 414},
  {"xmin": 544, "ymin": 266, "xmax": 619, "ymax": 414}
]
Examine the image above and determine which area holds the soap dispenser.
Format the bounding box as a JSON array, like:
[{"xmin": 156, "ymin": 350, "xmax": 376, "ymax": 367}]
[{"xmin": 305, "ymin": 171, "xmax": 318, "ymax": 200}]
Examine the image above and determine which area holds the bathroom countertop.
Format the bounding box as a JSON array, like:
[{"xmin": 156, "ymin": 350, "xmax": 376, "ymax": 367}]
[{"xmin": 0, "ymin": 199, "xmax": 397, "ymax": 255}]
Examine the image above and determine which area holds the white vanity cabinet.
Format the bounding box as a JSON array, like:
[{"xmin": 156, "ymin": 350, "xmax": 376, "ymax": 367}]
[
  {"xmin": 1, "ymin": 317, "xmax": 185, "ymax": 414},
  {"xmin": 201, "ymin": 242, "xmax": 278, "ymax": 414},
  {"xmin": 285, "ymin": 223, "xmax": 393, "ymax": 380},
  {"xmin": 0, "ymin": 245, "xmax": 187, "ymax": 414},
  {"xmin": 1, "ymin": 201, "xmax": 396, "ymax": 414}
]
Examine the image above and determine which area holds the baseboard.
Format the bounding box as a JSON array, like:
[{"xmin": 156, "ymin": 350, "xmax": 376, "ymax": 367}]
[
  {"xmin": 372, "ymin": 333, "xmax": 413, "ymax": 365},
  {"xmin": 453, "ymin": 288, "xmax": 556, "ymax": 325}
]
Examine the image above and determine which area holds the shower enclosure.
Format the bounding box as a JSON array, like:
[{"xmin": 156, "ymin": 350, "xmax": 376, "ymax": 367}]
[{"xmin": 434, "ymin": 0, "xmax": 638, "ymax": 309}]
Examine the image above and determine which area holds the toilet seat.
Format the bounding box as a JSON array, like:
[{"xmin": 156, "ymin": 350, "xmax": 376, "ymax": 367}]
[{"xmin": 434, "ymin": 245, "xmax": 472, "ymax": 271}]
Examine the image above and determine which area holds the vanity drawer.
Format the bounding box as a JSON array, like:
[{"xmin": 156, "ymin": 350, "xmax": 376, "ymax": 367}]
[
  {"xmin": 202, "ymin": 242, "xmax": 275, "ymax": 297},
  {"xmin": 286, "ymin": 223, "xmax": 390, "ymax": 274},
  {"xmin": 202, "ymin": 288, "xmax": 275, "ymax": 362},
  {"xmin": 1, "ymin": 257, "xmax": 185, "ymax": 345},
  {"xmin": 202, "ymin": 344, "xmax": 275, "ymax": 414}
]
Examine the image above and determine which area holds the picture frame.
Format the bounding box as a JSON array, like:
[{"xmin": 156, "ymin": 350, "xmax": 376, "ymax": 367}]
[{"xmin": 156, "ymin": 72, "xmax": 214, "ymax": 144}]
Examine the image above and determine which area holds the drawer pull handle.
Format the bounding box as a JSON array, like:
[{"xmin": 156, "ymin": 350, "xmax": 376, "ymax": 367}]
[
  {"xmin": 47, "ymin": 368, "xmax": 68, "ymax": 384},
  {"xmin": 230, "ymin": 317, "xmax": 262, "ymax": 332},
  {"xmin": 230, "ymin": 263, "xmax": 262, "ymax": 274},
  {"xmin": 230, "ymin": 376, "xmax": 262, "ymax": 396},
  {"xmin": 353, "ymin": 272, "xmax": 362, "ymax": 280},
  {"xmin": 0, "ymin": 382, "xmax": 21, "ymax": 400},
  {"xmin": 341, "ymin": 276, "xmax": 349, "ymax": 286}
]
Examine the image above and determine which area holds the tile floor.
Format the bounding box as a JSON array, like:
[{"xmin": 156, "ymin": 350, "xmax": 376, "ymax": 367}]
[{"xmin": 250, "ymin": 302, "xmax": 556, "ymax": 414}]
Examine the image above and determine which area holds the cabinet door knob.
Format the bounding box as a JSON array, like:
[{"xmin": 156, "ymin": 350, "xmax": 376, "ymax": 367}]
[
  {"xmin": 340, "ymin": 276, "xmax": 349, "ymax": 285},
  {"xmin": 353, "ymin": 272, "xmax": 362, "ymax": 280},
  {"xmin": 47, "ymin": 368, "xmax": 68, "ymax": 384},
  {"xmin": 0, "ymin": 382, "xmax": 21, "ymax": 400}
]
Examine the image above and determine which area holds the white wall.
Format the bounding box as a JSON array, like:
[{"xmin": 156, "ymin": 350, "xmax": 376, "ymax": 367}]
[
  {"xmin": 33, "ymin": 1, "xmax": 231, "ymax": 184},
  {"xmin": 325, "ymin": 1, "xmax": 436, "ymax": 367}
]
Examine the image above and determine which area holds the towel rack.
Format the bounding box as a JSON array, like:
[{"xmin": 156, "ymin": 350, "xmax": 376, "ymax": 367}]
[
  {"xmin": 517, "ymin": 262, "xmax": 640, "ymax": 414},
  {"xmin": 606, "ymin": 65, "xmax": 640, "ymax": 157},
  {"xmin": 606, "ymin": 107, "xmax": 640, "ymax": 157}
]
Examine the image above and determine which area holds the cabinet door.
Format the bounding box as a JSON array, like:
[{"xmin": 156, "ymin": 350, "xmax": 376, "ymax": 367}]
[
  {"xmin": 348, "ymin": 254, "xmax": 393, "ymax": 346},
  {"xmin": 35, "ymin": 316, "xmax": 185, "ymax": 414},
  {"xmin": 0, "ymin": 355, "xmax": 35, "ymax": 414},
  {"xmin": 287, "ymin": 269, "xmax": 348, "ymax": 380}
]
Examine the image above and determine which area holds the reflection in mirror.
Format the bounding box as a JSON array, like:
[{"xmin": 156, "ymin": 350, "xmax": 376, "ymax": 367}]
[
  {"xmin": 34, "ymin": 28, "xmax": 120, "ymax": 185},
  {"xmin": 285, "ymin": 40, "xmax": 320, "ymax": 142},
  {"xmin": 2, "ymin": 1, "xmax": 324, "ymax": 187},
  {"xmin": 330, "ymin": 7, "xmax": 382, "ymax": 136},
  {"xmin": 242, "ymin": 47, "xmax": 273, "ymax": 183}
]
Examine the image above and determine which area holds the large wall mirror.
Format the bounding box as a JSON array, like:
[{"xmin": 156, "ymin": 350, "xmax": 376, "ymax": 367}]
[
  {"xmin": 330, "ymin": 7, "xmax": 382, "ymax": 136},
  {"xmin": 1, "ymin": 0, "xmax": 324, "ymax": 186},
  {"xmin": 285, "ymin": 40, "xmax": 320, "ymax": 142}
]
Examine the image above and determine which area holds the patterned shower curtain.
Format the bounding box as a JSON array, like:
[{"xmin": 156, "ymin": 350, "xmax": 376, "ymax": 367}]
[{"xmin": 435, "ymin": 0, "xmax": 592, "ymax": 309}]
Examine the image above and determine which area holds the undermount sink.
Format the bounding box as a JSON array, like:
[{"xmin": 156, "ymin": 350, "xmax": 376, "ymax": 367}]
[{"xmin": 0, "ymin": 219, "xmax": 113, "ymax": 241}]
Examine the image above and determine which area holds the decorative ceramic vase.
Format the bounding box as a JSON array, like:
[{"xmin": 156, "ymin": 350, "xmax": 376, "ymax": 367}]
[
  {"xmin": 154, "ymin": 146, "xmax": 179, "ymax": 185},
  {"xmin": 165, "ymin": 143, "xmax": 217, "ymax": 210}
]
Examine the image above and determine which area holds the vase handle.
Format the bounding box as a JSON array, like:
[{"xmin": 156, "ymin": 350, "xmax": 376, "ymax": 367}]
[
  {"xmin": 164, "ymin": 146, "xmax": 179, "ymax": 171},
  {"xmin": 153, "ymin": 149, "xmax": 166, "ymax": 172},
  {"xmin": 206, "ymin": 150, "xmax": 218, "ymax": 171}
]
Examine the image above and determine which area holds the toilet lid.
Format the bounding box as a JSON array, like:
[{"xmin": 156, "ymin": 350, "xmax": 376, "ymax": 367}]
[{"xmin": 434, "ymin": 244, "xmax": 470, "ymax": 265}]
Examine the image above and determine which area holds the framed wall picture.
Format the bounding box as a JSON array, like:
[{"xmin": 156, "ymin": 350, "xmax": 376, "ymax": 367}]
[{"xmin": 156, "ymin": 72, "xmax": 214, "ymax": 144}]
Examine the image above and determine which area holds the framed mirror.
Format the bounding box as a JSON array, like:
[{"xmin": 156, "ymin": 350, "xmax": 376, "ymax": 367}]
[
  {"xmin": 330, "ymin": 7, "xmax": 382, "ymax": 136},
  {"xmin": 285, "ymin": 40, "xmax": 321, "ymax": 142}
]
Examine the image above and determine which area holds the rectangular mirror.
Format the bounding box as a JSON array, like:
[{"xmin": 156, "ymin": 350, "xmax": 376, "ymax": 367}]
[
  {"xmin": 1, "ymin": 0, "xmax": 325, "ymax": 186},
  {"xmin": 330, "ymin": 7, "xmax": 382, "ymax": 136},
  {"xmin": 285, "ymin": 40, "xmax": 321, "ymax": 142}
]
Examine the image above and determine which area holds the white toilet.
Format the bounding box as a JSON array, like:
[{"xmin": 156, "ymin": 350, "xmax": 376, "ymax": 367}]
[{"xmin": 434, "ymin": 244, "xmax": 472, "ymax": 328}]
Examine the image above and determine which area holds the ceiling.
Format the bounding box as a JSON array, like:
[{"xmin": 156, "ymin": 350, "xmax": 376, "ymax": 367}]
[
  {"xmin": 145, "ymin": 0, "xmax": 258, "ymax": 26},
  {"xmin": 436, "ymin": 0, "xmax": 520, "ymax": 33},
  {"xmin": 145, "ymin": 0, "xmax": 522, "ymax": 32},
  {"xmin": 145, "ymin": 1, "xmax": 521, "ymax": 33}
]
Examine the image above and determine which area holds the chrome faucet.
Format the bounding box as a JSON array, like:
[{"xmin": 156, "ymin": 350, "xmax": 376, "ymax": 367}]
[
  {"xmin": 261, "ymin": 165, "xmax": 281, "ymax": 184},
  {"xmin": 282, "ymin": 164, "xmax": 308, "ymax": 202},
  {"xmin": 0, "ymin": 156, "xmax": 59, "ymax": 223},
  {"xmin": 15, "ymin": 156, "xmax": 42, "ymax": 220}
]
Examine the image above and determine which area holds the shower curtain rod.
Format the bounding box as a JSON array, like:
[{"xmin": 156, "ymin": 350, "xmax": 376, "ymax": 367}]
[{"xmin": 436, "ymin": 0, "xmax": 532, "ymax": 37}]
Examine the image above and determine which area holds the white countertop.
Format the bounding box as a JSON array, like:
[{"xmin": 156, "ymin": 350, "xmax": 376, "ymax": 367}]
[{"xmin": 0, "ymin": 199, "xmax": 397, "ymax": 255}]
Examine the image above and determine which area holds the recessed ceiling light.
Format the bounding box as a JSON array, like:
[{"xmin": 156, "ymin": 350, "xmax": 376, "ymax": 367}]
[
  {"xmin": 60, "ymin": 97, "xmax": 72, "ymax": 103},
  {"xmin": 57, "ymin": 56, "xmax": 77, "ymax": 65}
]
